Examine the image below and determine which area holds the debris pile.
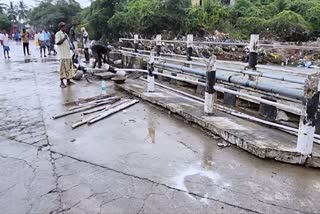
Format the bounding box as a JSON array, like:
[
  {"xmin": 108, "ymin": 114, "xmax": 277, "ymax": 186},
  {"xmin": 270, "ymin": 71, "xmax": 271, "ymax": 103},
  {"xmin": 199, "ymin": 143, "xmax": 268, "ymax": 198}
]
[
  {"xmin": 121, "ymin": 34, "xmax": 320, "ymax": 67},
  {"xmin": 53, "ymin": 95, "xmax": 139, "ymax": 129}
]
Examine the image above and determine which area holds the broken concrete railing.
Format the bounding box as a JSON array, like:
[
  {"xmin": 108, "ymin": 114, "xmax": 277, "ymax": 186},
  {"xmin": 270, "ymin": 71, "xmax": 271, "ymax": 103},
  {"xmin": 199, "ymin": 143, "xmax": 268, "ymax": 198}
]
[{"xmin": 296, "ymin": 73, "xmax": 320, "ymax": 155}]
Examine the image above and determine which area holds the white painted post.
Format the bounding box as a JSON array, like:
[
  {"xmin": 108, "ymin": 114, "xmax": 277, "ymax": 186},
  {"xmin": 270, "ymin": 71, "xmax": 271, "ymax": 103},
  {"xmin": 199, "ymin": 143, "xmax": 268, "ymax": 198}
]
[
  {"xmin": 156, "ymin": 34, "xmax": 161, "ymax": 56},
  {"xmin": 187, "ymin": 34, "xmax": 193, "ymax": 61},
  {"xmin": 134, "ymin": 34, "xmax": 139, "ymax": 52},
  {"xmin": 204, "ymin": 55, "xmax": 217, "ymax": 115},
  {"xmin": 249, "ymin": 34, "xmax": 259, "ymax": 53},
  {"xmin": 246, "ymin": 34, "xmax": 259, "ymax": 71},
  {"xmin": 147, "ymin": 50, "xmax": 155, "ymax": 92},
  {"xmin": 296, "ymin": 73, "xmax": 320, "ymax": 155}
]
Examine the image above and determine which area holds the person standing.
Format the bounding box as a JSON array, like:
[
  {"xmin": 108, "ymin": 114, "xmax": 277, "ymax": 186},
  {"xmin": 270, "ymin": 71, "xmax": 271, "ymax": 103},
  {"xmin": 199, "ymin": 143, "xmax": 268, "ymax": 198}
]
[
  {"xmin": 0, "ymin": 31, "xmax": 11, "ymax": 59},
  {"xmin": 44, "ymin": 29, "xmax": 51, "ymax": 54},
  {"xmin": 49, "ymin": 31, "xmax": 57, "ymax": 55},
  {"xmin": 69, "ymin": 21, "xmax": 78, "ymax": 50},
  {"xmin": 22, "ymin": 28, "xmax": 31, "ymax": 56},
  {"xmin": 14, "ymin": 31, "xmax": 20, "ymax": 44},
  {"xmin": 81, "ymin": 27, "xmax": 90, "ymax": 63},
  {"xmin": 55, "ymin": 22, "xmax": 75, "ymax": 88},
  {"xmin": 38, "ymin": 30, "xmax": 47, "ymax": 57}
]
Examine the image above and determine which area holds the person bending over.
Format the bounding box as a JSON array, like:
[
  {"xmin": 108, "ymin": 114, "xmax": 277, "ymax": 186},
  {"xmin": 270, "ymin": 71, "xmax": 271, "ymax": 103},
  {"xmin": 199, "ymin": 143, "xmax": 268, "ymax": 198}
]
[{"xmin": 91, "ymin": 44, "xmax": 112, "ymax": 69}]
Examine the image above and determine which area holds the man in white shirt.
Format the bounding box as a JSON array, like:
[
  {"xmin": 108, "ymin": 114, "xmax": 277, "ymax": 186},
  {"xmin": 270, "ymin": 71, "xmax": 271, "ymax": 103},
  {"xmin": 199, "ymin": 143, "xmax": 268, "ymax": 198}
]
[
  {"xmin": 0, "ymin": 30, "xmax": 11, "ymax": 59},
  {"xmin": 55, "ymin": 22, "xmax": 75, "ymax": 88},
  {"xmin": 81, "ymin": 27, "xmax": 90, "ymax": 63},
  {"xmin": 38, "ymin": 30, "xmax": 47, "ymax": 57}
]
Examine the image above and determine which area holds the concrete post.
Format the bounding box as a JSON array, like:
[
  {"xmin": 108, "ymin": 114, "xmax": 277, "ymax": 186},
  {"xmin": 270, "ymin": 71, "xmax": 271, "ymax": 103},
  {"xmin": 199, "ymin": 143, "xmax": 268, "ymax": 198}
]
[
  {"xmin": 246, "ymin": 34, "xmax": 259, "ymax": 71},
  {"xmin": 296, "ymin": 73, "xmax": 320, "ymax": 155},
  {"xmin": 147, "ymin": 50, "xmax": 155, "ymax": 92},
  {"xmin": 156, "ymin": 34, "xmax": 161, "ymax": 56},
  {"xmin": 204, "ymin": 55, "xmax": 217, "ymax": 115},
  {"xmin": 134, "ymin": 34, "xmax": 139, "ymax": 53},
  {"xmin": 187, "ymin": 34, "xmax": 193, "ymax": 61}
]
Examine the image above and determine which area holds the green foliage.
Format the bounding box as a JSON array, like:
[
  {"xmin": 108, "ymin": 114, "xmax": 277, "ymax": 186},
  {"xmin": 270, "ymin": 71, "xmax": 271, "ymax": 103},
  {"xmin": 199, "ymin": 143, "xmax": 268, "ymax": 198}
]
[
  {"xmin": 186, "ymin": 2, "xmax": 231, "ymax": 35},
  {"xmin": 7, "ymin": 2, "xmax": 17, "ymax": 23},
  {"xmin": 29, "ymin": 0, "xmax": 81, "ymax": 31},
  {"xmin": 0, "ymin": 13, "xmax": 11, "ymax": 30},
  {"xmin": 236, "ymin": 17, "xmax": 267, "ymax": 35},
  {"xmin": 268, "ymin": 10, "xmax": 310, "ymax": 41},
  {"xmin": 306, "ymin": 5, "xmax": 320, "ymax": 35},
  {"xmin": 0, "ymin": 1, "xmax": 7, "ymax": 14},
  {"xmin": 78, "ymin": 0, "xmax": 320, "ymax": 42},
  {"xmin": 108, "ymin": 0, "xmax": 191, "ymax": 37}
]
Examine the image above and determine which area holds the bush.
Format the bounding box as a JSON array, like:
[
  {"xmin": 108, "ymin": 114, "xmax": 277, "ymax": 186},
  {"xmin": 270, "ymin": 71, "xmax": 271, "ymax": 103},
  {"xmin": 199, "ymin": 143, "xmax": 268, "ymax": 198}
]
[
  {"xmin": 268, "ymin": 10, "xmax": 310, "ymax": 41},
  {"xmin": 236, "ymin": 17, "xmax": 268, "ymax": 35},
  {"xmin": 306, "ymin": 5, "xmax": 320, "ymax": 35}
]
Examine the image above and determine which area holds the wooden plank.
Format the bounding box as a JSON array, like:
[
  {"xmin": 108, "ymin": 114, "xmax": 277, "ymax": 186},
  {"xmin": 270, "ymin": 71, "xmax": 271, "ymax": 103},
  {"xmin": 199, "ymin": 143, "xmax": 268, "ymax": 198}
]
[
  {"xmin": 88, "ymin": 99, "xmax": 139, "ymax": 124},
  {"xmin": 64, "ymin": 94, "xmax": 114, "ymax": 106},
  {"xmin": 68, "ymin": 96, "xmax": 118, "ymax": 111},
  {"xmin": 53, "ymin": 97, "xmax": 120, "ymax": 119},
  {"xmin": 71, "ymin": 99, "xmax": 133, "ymax": 129}
]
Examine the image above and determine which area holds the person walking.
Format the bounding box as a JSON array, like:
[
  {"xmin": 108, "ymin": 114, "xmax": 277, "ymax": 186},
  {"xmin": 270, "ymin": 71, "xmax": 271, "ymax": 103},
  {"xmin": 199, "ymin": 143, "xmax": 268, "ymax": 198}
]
[
  {"xmin": 49, "ymin": 31, "xmax": 57, "ymax": 55},
  {"xmin": 81, "ymin": 27, "xmax": 90, "ymax": 63},
  {"xmin": 55, "ymin": 22, "xmax": 75, "ymax": 88},
  {"xmin": 22, "ymin": 28, "xmax": 31, "ymax": 56},
  {"xmin": 0, "ymin": 30, "xmax": 11, "ymax": 59},
  {"xmin": 38, "ymin": 30, "xmax": 47, "ymax": 57}
]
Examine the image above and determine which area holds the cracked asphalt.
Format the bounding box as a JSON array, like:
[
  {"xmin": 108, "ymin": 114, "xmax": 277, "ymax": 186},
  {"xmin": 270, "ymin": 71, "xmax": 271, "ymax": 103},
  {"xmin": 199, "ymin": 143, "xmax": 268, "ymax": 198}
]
[{"xmin": 1, "ymin": 43, "xmax": 320, "ymax": 214}]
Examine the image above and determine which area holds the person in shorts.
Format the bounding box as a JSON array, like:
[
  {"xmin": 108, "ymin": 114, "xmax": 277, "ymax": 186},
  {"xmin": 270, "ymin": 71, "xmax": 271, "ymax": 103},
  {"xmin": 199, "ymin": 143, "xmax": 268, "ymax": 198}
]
[{"xmin": 0, "ymin": 30, "xmax": 11, "ymax": 59}]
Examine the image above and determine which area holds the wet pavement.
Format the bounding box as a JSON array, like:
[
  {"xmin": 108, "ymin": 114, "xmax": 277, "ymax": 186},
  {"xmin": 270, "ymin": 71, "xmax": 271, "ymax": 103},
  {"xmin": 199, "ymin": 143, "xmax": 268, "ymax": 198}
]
[{"xmin": 1, "ymin": 43, "xmax": 320, "ymax": 214}]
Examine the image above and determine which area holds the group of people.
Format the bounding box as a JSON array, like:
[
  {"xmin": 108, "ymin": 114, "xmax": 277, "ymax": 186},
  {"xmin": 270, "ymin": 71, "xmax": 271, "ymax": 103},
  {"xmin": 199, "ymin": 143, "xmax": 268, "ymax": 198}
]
[
  {"xmin": 1, "ymin": 21, "xmax": 113, "ymax": 88},
  {"xmin": 35, "ymin": 29, "xmax": 57, "ymax": 57}
]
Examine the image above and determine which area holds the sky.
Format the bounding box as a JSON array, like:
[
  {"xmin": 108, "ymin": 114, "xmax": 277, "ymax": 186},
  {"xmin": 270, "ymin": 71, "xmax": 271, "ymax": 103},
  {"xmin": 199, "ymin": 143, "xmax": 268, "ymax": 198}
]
[{"xmin": 8, "ymin": 0, "xmax": 92, "ymax": 8}]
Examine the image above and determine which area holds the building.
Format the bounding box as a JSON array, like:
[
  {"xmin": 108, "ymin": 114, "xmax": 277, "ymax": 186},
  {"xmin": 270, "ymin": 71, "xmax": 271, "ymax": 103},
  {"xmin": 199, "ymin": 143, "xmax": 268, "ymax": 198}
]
[{"xmin": 192, "ymin": 0, "xmax": 235, "ymax": 6}]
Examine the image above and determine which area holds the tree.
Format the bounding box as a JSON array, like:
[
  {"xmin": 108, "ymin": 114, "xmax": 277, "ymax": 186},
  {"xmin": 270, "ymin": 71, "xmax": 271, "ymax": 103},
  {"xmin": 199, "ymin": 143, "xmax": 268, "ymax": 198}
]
[
  {"xmin": 29, "ymin": 0, "xmax": 81, "ymax": 31},
  {"xmin": 236, "ymin": 17, "xmax": 267, "ymax": 35},
  {"xmin": 7, "ymin": 2, "xmax": 18, "ymax": 23},
  {"xmin": 268, "ymin": 10, "xmax": 310, "ymax": 41},
  {"xmin": 107, "ymin": 0, "xmax": 191, "ymax": 37},
  {"xmin": 306, "ymin": 4, "xmax": 320, "ymax": 35},
  {"xmin": 0, "ymin": 1, "xmax": 7, "ymax": 14},
  {"xmin": 0, "ymin": 13, "xmax": 11, "ymax": 30}
]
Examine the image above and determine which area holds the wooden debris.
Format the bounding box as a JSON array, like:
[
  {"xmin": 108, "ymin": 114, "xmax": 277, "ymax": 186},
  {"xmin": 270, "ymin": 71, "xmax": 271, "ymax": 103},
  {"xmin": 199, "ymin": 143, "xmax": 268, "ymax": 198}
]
[
  {"xmin": 68, "ymin": 96, "xmax": 119, "ymax": 111},
  {"xmin": 88, "ymin": 99, "xmax": 139, "ymax": 125},
  {"xmin": 64, "ymin": 94, "xmax": 114, "ymax": 106},
  {"xmin": 71, "ymin": 99, "xmax": 139, "ymax": 129},
  {"xmin": 53, "ymin": 97, "xmax": 120, "ymax": 119}
]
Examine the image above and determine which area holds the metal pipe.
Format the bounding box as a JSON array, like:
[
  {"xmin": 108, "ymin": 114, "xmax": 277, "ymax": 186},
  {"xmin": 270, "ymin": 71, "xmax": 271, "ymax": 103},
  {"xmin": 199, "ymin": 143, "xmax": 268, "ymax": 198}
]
[
  {"xmin": 120, "ymin": 49, "xmax": 306, "ymax": 85},
  {"xmin": 123, "ymin": 68, "xmax": 302, "ymax": 114},
  {"xmin": 139, "ymin": 78, "xmax": 320, "ymax": 144},
  {"xmin": 154, "ymin": 62, "xmax": 304, "ymax": 100}
]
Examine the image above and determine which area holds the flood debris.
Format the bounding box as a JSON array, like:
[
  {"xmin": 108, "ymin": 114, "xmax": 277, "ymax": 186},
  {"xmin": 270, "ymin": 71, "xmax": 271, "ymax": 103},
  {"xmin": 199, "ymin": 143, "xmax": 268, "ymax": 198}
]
[
  {"xmin": 72, "ymin": 99, "xmax": 139, "ymax": 129},
  {"xmin": 53, "ymin": 96, "xmax": 120, "ymax": 119},
  {"xmin": 53, "ymin": 95, "xmax": 139, "ymax": 129},
  {"xmin": 217, "ymin": 140, "xmax": 231, "ymax": 149}
]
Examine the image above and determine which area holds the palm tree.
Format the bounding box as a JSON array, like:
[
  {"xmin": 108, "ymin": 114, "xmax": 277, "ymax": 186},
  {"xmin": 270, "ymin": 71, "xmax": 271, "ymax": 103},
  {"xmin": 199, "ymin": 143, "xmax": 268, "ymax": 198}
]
[
  {"xmin": 0, "ymin": 1, "xmax": 7, "ymax": 14},
  {"xmin": 7, "ymin": 2, "xmax": 18, "ymax": 23},
  {"xmin": 17, "ymin": 0, "xmax": 28, "ymax": 31}
]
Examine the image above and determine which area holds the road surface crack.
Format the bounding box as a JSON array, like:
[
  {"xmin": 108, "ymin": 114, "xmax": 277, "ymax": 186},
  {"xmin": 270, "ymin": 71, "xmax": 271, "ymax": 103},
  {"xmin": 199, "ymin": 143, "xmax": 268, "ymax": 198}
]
[{"xmin": 51, "ymin": 151, "xmax": 263, "ymax": 214}]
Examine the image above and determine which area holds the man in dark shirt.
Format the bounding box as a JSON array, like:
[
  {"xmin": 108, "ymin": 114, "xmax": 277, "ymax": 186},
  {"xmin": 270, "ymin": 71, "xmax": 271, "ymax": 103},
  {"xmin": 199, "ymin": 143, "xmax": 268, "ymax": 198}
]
[
  {"xmin": 69, "ymin": 21, "xmax": 78, "ymax": 50},
  {"xmin": 49, "ymin": 31, "xmax": 57, "ymax": 55},
  {"xmin": 91, "ymin": 44, "xmax": 113, "ymax": 69}
]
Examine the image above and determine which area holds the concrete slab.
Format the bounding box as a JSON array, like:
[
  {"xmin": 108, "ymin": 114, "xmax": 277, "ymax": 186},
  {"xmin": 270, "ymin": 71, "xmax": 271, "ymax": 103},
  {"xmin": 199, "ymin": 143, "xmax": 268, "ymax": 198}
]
[{"xmin": 118, "ymin": 79, "xmax": 320, "ymax": 168}]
